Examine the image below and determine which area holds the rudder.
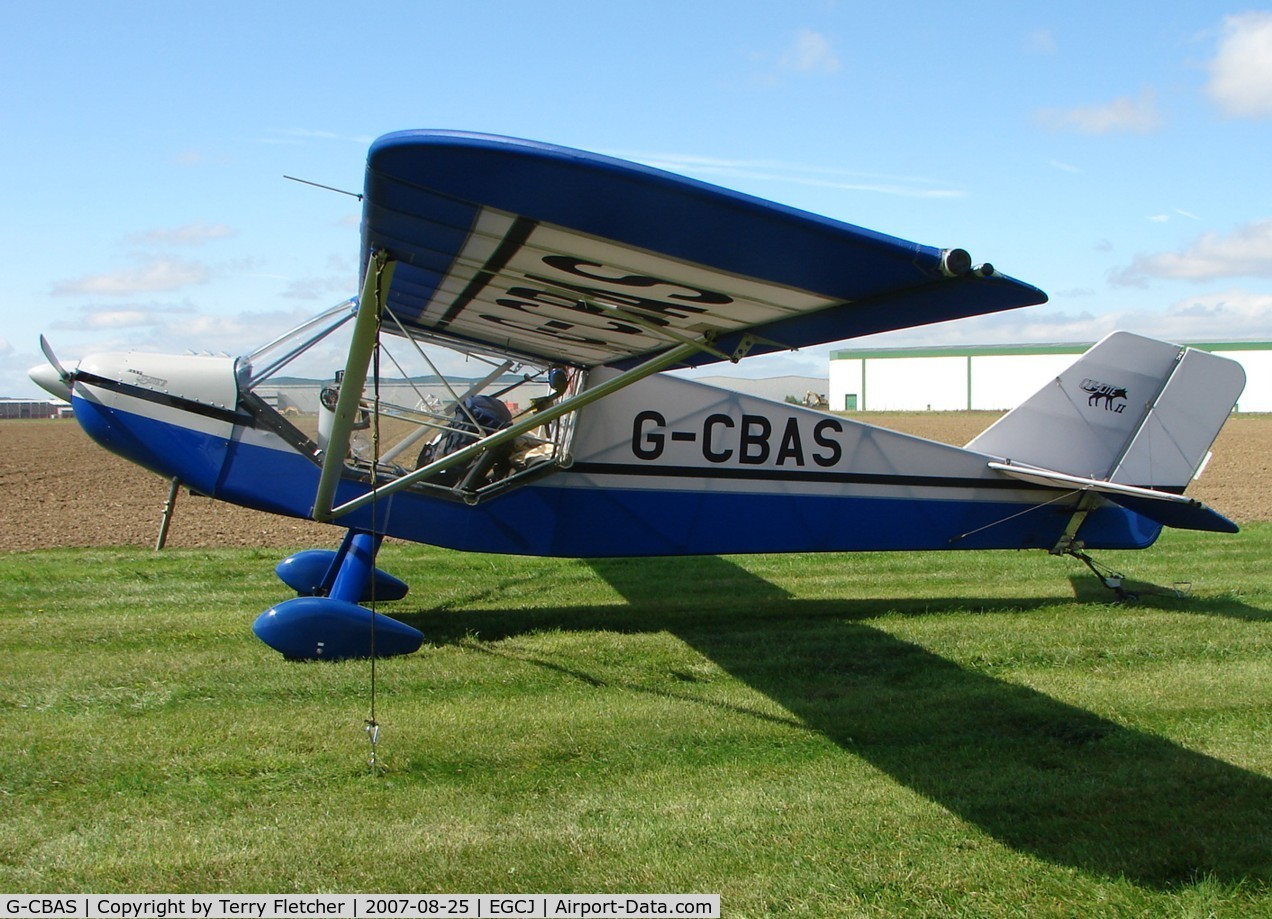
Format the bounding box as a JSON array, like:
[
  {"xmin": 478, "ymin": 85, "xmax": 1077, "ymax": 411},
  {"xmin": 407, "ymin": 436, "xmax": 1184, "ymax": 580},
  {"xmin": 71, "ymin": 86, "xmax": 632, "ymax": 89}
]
[{"xmin": 968, "ymin": 331, "xmax": 1245, "ymax": 491}]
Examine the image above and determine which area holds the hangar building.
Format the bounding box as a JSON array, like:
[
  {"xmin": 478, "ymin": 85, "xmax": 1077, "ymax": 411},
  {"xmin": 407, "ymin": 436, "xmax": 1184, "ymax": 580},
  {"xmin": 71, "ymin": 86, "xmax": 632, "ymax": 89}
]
[
  {"xmin": 0, "ymin": 398, "xmax": 71, "ymax": 419},
  {"xmin": 828, "ymin": 340, "xmax": 1271, "ymax": 413}
]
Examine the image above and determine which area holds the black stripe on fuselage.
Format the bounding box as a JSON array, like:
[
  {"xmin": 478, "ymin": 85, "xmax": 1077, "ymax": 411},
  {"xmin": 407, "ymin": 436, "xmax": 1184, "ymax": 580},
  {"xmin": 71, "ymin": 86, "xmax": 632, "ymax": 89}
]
[
  {"xmin": 567, "ymin": 461, "xmax": 1041, "ymax": 491},
  {"xmin": 75, "ymin": 371, "xmax": 254, "ymax": 427}
]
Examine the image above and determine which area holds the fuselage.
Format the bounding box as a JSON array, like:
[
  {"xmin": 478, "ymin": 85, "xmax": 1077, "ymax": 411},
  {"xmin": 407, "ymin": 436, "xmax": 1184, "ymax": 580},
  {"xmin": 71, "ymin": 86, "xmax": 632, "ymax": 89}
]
[{"xmin": 57, "ymin": 350, "xmax": 1160, "ymax": 557}]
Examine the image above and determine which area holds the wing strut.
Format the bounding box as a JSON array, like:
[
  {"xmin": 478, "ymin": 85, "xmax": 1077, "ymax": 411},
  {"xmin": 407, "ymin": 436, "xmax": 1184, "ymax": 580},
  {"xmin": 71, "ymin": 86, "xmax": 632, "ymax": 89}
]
[
  {"xmin": 312, "ymin": 251, "xmax": 395, "ymax": 521},
  {"xmin": 321, "ymin": 334, "xmax": 713, "ymax": 521}
]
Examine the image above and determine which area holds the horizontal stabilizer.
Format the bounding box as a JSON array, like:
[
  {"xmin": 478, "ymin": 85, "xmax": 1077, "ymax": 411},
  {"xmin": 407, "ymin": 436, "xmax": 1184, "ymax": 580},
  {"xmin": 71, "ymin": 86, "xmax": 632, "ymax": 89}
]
[
  {"xmin": 988, "ymin": 462, "xmax": 1238, "ymax": 534},
  {"xmin": 1102, "ymin": 492, "xmax": 1238, "ymax": 534}
]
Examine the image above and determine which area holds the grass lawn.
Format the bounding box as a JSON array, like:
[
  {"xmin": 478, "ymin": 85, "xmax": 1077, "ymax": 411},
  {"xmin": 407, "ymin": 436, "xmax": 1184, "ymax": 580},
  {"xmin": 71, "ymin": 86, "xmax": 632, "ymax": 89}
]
[{"xmin": 1, "ymin": 527, "xmax": 1269, "ymax": 917}]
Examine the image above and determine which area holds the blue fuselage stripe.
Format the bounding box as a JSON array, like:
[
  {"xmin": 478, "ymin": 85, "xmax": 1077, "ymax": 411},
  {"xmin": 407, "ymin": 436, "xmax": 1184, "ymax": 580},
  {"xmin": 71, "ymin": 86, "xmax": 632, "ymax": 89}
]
[{"xmin": 70, "ymin": 400, "xmax": 1163, "ymax": 557}]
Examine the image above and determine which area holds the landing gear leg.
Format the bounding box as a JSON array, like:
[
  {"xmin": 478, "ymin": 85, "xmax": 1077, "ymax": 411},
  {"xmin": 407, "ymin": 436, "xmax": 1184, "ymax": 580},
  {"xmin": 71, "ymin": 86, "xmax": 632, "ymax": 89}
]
[
  {"xmin": 274, "ymin": 530, "xmax": 408, "ymax": 602},
  {"xmin": 330, "ymin": 531, "xmax": 383, "ymax": 602},
  {"xmin": 1065, "ymin": 545, "xmax": 1136, "ymax": 602}
]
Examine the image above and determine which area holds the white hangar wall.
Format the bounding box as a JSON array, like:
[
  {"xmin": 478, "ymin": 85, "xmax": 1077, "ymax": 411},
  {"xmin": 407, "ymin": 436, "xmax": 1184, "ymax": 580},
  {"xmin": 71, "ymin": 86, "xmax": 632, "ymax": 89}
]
[
  {"xmin": 1240, "ymin": 345, "xmax": 1272, "ymax": 412},
  {"xmin": 829, "ymin": 341, "xmax": 1272, "ymax": 413}
]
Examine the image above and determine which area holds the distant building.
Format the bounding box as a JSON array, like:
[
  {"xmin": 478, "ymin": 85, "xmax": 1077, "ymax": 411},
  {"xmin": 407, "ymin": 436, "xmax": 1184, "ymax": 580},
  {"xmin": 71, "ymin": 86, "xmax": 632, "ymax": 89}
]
[
  {"xmin": 829, "ymin": 340, "xmax": 1272, "ymax": 413},
  {"xmin": 0, "ymin": 398, "xmax": 71, "ymax": 420},
  {"xmin": 685, "ymin": 374, "xmax": 829, "ymax": 405}
]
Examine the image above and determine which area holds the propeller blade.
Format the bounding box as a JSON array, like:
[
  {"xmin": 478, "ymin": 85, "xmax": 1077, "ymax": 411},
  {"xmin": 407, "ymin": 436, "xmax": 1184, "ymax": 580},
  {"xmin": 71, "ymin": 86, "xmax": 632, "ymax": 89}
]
[
  {"xmin": 30, "ymin": 335, "xmax": 76, "ymax": 402},
  {"xmin": 40, "ymin": 334, "xmax": 71, "ymax": 383}
]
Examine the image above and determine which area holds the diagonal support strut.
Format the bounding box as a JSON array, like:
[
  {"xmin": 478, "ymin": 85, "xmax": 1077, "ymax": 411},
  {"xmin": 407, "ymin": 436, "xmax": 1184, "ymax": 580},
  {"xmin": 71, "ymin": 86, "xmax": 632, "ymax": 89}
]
[{"xmin": 312, "ymin": 250, "xmax": 395, "ymax": 521}]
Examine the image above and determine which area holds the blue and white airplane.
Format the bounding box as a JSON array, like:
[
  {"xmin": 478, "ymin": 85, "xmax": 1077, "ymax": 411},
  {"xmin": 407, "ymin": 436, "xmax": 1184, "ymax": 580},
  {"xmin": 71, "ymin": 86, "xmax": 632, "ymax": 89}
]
[{"xmin": 30, "ymin": 130, "xmax": 1246, "ymax": 660}]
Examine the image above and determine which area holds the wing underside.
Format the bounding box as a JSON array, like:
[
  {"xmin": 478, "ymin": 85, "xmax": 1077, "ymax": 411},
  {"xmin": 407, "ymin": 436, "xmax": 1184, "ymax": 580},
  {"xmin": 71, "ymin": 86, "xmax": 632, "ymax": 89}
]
[{"xmin": 361, "ymin": 130, "xmax": 1047, "ymax": 369}]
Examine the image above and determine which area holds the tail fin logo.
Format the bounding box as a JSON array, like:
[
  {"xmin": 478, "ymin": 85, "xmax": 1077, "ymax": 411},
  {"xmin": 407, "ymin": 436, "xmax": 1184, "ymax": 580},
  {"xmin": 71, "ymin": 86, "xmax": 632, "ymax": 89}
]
[{"xmin": 1080, "ymin": 378, "xmax": 1128, "ymax": 413}]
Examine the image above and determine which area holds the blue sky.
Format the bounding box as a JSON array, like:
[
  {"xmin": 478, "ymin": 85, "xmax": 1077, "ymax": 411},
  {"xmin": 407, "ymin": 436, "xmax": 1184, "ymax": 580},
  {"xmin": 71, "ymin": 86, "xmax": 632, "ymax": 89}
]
[{"xmin": 4, "ymin": 1, "xmax": 1272, "ymax": 397}]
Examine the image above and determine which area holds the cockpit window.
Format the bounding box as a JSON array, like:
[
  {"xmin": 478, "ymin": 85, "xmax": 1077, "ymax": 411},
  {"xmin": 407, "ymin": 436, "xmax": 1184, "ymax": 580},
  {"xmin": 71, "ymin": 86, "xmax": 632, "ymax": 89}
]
[{"xmin": 236, "ymin": 298, "xmax": 578, "ymax": 502}]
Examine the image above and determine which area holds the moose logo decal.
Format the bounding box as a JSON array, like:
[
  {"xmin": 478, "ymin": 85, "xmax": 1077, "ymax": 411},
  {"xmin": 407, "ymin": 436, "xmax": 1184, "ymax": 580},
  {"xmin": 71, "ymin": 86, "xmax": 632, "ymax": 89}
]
[{"xmin": 1080, "ymin": 378, "xmax": 1128, "ymax": 413}]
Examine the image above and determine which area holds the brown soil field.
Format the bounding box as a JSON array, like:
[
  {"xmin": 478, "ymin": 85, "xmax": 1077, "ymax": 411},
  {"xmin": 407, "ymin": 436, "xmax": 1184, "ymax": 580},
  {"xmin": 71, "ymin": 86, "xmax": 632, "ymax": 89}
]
[{"xmin": 1, "ymin": 413, "xmax": 1269, "ymax": 553}]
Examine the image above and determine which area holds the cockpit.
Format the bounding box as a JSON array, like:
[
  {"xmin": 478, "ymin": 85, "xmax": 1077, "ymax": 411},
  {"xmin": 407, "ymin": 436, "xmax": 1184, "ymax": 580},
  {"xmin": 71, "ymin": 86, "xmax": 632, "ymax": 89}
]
[{"xmin": 234, "ymin": 298, "xmax": 580, "ymax": 503}]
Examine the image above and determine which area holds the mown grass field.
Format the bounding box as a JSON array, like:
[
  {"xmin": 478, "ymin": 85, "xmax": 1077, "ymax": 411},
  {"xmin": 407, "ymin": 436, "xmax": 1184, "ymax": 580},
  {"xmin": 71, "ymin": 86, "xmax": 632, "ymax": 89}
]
[{"xmin": 1, "ymin": 528, "xmax": 1269, "ymax": 916}]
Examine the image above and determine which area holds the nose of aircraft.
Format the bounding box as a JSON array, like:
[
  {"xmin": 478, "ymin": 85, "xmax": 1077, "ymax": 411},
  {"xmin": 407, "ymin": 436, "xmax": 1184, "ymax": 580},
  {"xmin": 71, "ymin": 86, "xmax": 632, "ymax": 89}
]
[
  {"xmin": 28, "ymin": 360, "xmax": 75, "ymax": 402},
  {"xmin": 55, "ymin": 349, "xmax": 241, "ymax": 495}
]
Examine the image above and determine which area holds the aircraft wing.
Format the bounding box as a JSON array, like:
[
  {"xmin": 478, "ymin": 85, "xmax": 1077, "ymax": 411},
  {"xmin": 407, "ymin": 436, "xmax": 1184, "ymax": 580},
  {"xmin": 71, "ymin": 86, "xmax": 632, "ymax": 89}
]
[{"xmin": 361, "ymin": 130, "xmax": 1047, "ymax": 369}]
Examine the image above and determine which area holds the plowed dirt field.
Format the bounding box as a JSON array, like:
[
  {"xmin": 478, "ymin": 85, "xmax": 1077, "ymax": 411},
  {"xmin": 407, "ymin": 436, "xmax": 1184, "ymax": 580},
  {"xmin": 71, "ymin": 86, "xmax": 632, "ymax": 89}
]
[{"xmin": 2, "ymin": 413, "xmax": 1268, "ymax": 553}]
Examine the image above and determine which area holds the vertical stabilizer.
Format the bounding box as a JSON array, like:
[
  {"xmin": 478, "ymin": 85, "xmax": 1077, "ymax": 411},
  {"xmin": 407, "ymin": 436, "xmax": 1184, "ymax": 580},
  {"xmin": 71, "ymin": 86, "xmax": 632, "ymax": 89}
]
[{"xmin": 967, "ymin": 332, "xmax": 1245, "ymax": 489}]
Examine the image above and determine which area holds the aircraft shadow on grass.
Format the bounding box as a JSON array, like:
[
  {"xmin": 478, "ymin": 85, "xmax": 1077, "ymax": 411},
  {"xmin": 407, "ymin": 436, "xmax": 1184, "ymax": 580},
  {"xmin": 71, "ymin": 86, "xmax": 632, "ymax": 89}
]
[{"xmin": 398, "ymin": 555, "xmax": 1271, "ymax": 889}]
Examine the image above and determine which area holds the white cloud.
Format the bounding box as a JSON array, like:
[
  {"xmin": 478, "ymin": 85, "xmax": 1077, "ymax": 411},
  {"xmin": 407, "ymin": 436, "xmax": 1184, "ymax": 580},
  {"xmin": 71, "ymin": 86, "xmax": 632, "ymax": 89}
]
[
  {"xmin": 49, "ymin": 302, "xmax": 195, "ymax": 334},
  {"xmin": 612, "ymin": 150, "xmax": 964, "ymax": 199},
  {"xmin": 129, "ymin": 222, "xmax": 236, "ymax": 246},
  {"xmin": 81, "ymin": 309, "xmax": 159, "ymax": 330},
  {"xmin": 42, "ymin": 304, "xmax": 325, "ymax": 360},
  {"xmin": 262, "ymin": 128, "xmax": 377, "ymax": 146},
  {"xmin": 847, "ymin": 288, "xmax": 1272, "ymax": 349},
  {"xmin": 1111, "ymin": 218, "xmax": 1272, "ymax": 286},
  {"xmin": 51, "ymin": 259, "xmax": 209, "ymax": 296},
  {"xmin": 1145, "ymin": 209, "xmax": 1201, "ymax": 223},
  {"xmin": 282, "ymin": 275, "xmax": 356, "ymax": 301},
  {"xmin": 1142, "ymin": 289, "xmax": 1272, "ymax": 340},
  {"xmin": 1026, "ymin": 29, "xmax": 1057, "ymax": 55},
  {"xmin": 1206, "ymin": 12, "xmax": 1272, "ymax": 118},
  {"xmin": 1035, "ymin": 90, "xmax": 1162, "ymax": 134},
  {"xmin": 778, "ymin": 29, "xmax": 841, "ymax": 75}
]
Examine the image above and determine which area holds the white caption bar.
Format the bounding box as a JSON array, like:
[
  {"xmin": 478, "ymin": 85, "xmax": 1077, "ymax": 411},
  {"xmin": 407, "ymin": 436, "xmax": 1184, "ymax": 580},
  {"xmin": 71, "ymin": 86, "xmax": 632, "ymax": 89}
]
[{"xmin": 3, "ymin": 895, "xmax": 720, "ymax": 919}]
